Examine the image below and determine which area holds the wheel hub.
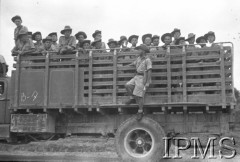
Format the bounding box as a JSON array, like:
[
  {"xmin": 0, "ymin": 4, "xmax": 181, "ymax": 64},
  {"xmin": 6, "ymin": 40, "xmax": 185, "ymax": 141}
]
[{"xmin": 136, "ymin": 137, "xmax": 145, "ymax": 146}]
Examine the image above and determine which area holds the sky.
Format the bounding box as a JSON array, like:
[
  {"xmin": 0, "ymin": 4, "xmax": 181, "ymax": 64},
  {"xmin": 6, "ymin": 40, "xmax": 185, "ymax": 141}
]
[{"xmin": 0, "ymin": 0, "xmax": 240, "ymax": 89}]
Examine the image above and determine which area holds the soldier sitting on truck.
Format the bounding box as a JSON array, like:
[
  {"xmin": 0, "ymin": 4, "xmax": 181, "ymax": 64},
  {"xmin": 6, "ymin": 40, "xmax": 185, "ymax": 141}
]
[
  {"xmin": 12, "ymin": 30, "xmax": 35, "ymax": 56},
  {"xmin": 128, "ymin": 35, "xmax": 138, "ymax": 52},
  {"xmin": 48, "ymin": 32, "xmax": 59, "ymax": 52},
  {"xmin": 107, "ymin": 39, "xmax": 118, "ymax": 53},
  {"xmin": 196, "ymin": 36, "xmax": 207, "ymax": 48},
  {"xmin": 125, "ymin": 44, "xmax": 152, "ymax": 116},
  {"xmin": 32, "ymin": 31, "xmax": 44, "ymax": 53},
  {"xmin": 12, "ymin": 15, "xmax": 28, "ymax": 45},
  {"xmin": 75, "ymin": 31, "xmax": 87, "ymax": 51},
  {"xmin": 41, "ymin": 36, "xmax": 57, "ymax": 55},
  {"xmin": 171, "ymin": 28, "xmax": 181, "ymax": 45},
  {"xmin": 59, "ymin": 26, "xmax": 77, "ymax": 54},
  {"xmin": 204, "ymin": 31, "xmax": 220, "ymax": 48},
  {"xmin": 118, "ymin": 36, "xmax": 129, "ymax": 52},
  {"xmin": 175, "ymin": 37, "xmax": 186, "ymax": 48},
  {"xmin": 150, "ymin": 35, "xmax": 160, "ymax": 52},
  {"xmin": 142, "ymin": 33, "xmax": 152, "ymax": 49},
  {"xmin": 161, "ymin": 33, "xmax": 174, "ymax": 50},
  {"xmin": 92, "ymin": 30, "xmax": 107, "ymax": 50},
  {"xmin": 186, "ymin": 33, "xmax": 196, "ymax": 49}
]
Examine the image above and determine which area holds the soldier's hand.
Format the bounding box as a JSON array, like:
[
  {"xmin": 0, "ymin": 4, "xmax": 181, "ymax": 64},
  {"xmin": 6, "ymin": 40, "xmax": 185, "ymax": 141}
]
[{"xmin": 145, "ymin": 83, "xmax": 150, "ymax": 89}]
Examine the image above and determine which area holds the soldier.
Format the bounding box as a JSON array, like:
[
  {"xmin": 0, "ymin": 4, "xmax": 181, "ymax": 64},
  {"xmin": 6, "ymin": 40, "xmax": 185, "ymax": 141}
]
[
  {"xmin": 204, "ymin": 31, "xmax": 218, "ymax": 47},
  {"xmin": 142, "ymin": 33, "xmax": 152, "ymax": 47},
  {"xmin": 171, "ymin": 28, "xmax": 181, "ymax": 45},
  {"xmin": 124, "ymin": 44, "xmax": 152, "ymax": 116},
  {"xmin": 175, "ymin": 37, "xmax": 186, "ymax": 48},
  {"xmin": 150, "ymin": 35, "xmax": 160, "ymax": 51},
  {"xmin": 107, "ymin": 39, "xmax": 118, "ymax": 52},
  {"xmin": 48, "ymin": 32, "xmax": 59, "ymax": 52},
  {"xmin": 75, "ymin": 31, "xmax": 87, "ymax": 50},
  {"xmin": 161, "ymin": 33, "xmax": 173, "ymax": 50},
  {"xmin": 118, "ymin": 36, "xmax": 129, "ymax": 52},
  {"xmin": 11, "ymin": 15, "xmax": 28, "ymax": 45},
  {"xmin": 12, "ymin": 30, "xmax": 35, "ymax": 56},
  {"xmin": 128, "ymin": 35, "xmax": 139, "ymax": 51},
  {"xmin": 41, "ymin": 36, "xmax": 57, "ymax": 55},
  {"xmin": 92, "ymin": 30, "xmax": 106, "ymax": 50},
  {"xmin": 59, "ymin": 26, "xmax": 77, "ymax": 54},
  {"xmin": 196, "ymin": 36, "xmax": 207, "ymax": 48},
  {"xmin": 27, "ymin": 32, "xmax": 33, "ymax": 40},
  {"xmin": 186, "ymin": 33, "xmax": 196, "ymax": 49},
  {"xmin": 32, "ymin": 31, "xmax": 44, "ymax": 53}
]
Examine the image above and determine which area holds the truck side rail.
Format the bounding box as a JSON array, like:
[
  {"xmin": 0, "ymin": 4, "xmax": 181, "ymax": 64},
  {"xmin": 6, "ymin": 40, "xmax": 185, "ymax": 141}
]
[{"xmin": 10, "ymin": 42, "xmax": 235, "ymax": 111}]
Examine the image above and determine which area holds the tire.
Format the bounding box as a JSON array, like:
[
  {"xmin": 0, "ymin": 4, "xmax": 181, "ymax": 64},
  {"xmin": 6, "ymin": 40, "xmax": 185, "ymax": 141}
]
[{"xmin": 115, "ymin": 116, "xmax": 165, "ymax": 162}]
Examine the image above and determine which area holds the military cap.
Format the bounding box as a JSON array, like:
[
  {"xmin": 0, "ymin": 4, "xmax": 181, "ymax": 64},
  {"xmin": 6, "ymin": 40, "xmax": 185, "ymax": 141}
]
[
  {"xmin": 107, "ymin": 39, "xmax": 118, "ymax": 46},
  {"xmin": 196, "ymin": 36, "xmax": 207, "ymax": 44},
  {"xmin": 11, "ymin": 15, "xmax": 22, "ymax": 22},
  {"xmin": 185, "ymin": 33, "xmax": 196, "ymax": 41},
  {"xmin": 142, "ymin": 33, "xmax": 152, "ymax": 43},
  {"xmin": 42, "ymin": 36, "xmax": 52, "ymax": 43},
  {"xmin": 175, "ymin": 37, "xmax": 185, "ymax": 45},
  {"xmin": 75, "ymin": 31, "xmax": 87, "ymax": 39},
  {"xmin": 32, "ymin": 31, "xmax": 42, "ymax": 40},
  {"xmin": 92, "ymin": 30, "xmax": 101, "ymax": 38},
  {"xmin": 128, "ymin": 35, "xmax": 139, "ymax": 43},
  {"xmin": 80, "ymin": 40, "xmax": 91, "ymax": 47},
  {"xmin": 61, "ymin": 26, "xmax": 72, "ymax": 34},
  {"xmin": 48, "ymin": 32, "xmax": 57, "ymax": 37},
  {"xmin": 161, "ymin": 33, "xmax": 172, "ymax": 43},
  {"xmin": 171, "ymin": 28, "xmax": 181, "ymax": 36},
  {"xmin": 204, "ymin": 31, "xmax": 215, "ymax": 41}
]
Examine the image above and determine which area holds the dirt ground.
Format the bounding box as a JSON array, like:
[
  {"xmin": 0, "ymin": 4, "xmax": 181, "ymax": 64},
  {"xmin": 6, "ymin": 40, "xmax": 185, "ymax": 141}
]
[{"xmin": 0, "ymin": 134, "xmax": 240, "ymax": 162}]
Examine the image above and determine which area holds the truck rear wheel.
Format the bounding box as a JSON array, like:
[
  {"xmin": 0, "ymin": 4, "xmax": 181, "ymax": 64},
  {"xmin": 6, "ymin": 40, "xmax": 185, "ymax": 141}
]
[{"xmin": 115, "ymin": 117, "xmax": 165, "ymax": 162}]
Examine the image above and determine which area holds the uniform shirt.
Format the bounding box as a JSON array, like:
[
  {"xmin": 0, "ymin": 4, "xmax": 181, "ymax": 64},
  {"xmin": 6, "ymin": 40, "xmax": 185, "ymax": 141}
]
[
  {"xmin": 51, "ymin": 42, "xmax": 59, "ymax": 52},
  {"xmin": 34, "ymin": 41, "xmax": 44, "ymax": 52},
  {"xmin": 133, "ymin": 56, "xmax": 152, "ymax": 73},
  {"xmin": 59, "ymin": 36, "xmax": 76, "ymax": 49},
  {"xmin": 14, "ymin": 25, "xmax": 28, "ymax": 41},
  {"xmin": 12, "ymin": 39, "xmax": 35, "ymax": 52}
]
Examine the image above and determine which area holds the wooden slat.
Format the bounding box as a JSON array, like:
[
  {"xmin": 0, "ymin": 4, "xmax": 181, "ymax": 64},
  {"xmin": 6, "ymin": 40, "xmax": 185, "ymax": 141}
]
[
  {"xmin": 166, "ymin": 47, "xmax": 171, "ymax": 104},
  {"xmin": 182, "ymin": 47, "xmax": 187, "ymax": 102},
  {"xmin": 113, "ymin": 50, "xmax": 117, "ymax": 104},
  {"xmin": 13, "ymin": 55, "xmax": 20, "ymax": 108},
  {"xmin": 88, "ymin": 51, "xmax": 93, "ymax": 106},
  {"xmin": 220, "ymin": 47, "xmax": 226, "ymax": 108},
  {"xmin": 43, "ymin": 53, "xmax": 50, "ymax": 107},
  {"xmin": 74, "ymin": 52, "xmax": 79, "ymax": 107}
]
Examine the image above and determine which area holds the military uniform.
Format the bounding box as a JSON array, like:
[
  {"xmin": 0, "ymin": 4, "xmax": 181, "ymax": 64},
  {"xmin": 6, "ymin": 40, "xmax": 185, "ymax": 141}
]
[{"xmin": 126, "ymin": 56, "xmax": 152, "ymax": 97}]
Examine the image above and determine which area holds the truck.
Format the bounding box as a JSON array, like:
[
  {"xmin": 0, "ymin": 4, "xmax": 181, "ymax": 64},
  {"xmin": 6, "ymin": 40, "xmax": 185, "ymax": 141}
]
[{"xmin": 0, "ymin": 42, "xmax": 238, "ymax": 161}]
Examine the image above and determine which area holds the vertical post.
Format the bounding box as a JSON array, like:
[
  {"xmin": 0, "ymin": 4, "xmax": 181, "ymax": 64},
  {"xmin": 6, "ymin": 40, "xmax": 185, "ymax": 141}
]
[
  {"xmin": 220, "ymin": 45, "xmax": 226, "ymax": 108},
  {"xmin": 13, "ymin": 55, "xmax": 20, "ymax": 108},
  {"xmin": 182, "ymin": 46, "xmax": 187, "ymax": 102},
  {"xmin": 166, "ymin": 46, "xmax": 172, "ymax": 105},
  {"xmin": 88, "ymin": 51, "xmax": 93, "ymax": 107},
  {"xmin": 112, "ymin": 49, "xmax": 117, "ymax": 104},
  {"xmin": 43, "ymin": 53, "xmax": 50, "ymax": 108},
  {"xmin": 74, "ymin": 52, "xmax": 79, "ymax": 108}
]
